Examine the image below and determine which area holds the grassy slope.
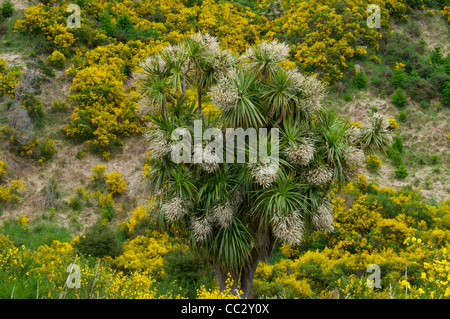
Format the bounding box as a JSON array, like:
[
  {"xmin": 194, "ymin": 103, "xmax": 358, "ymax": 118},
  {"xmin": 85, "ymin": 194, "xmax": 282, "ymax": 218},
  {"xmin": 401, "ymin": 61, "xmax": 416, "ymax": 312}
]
[{"xmin": 0, "ymin": 4, "xmax": 449, "ymax": 237}]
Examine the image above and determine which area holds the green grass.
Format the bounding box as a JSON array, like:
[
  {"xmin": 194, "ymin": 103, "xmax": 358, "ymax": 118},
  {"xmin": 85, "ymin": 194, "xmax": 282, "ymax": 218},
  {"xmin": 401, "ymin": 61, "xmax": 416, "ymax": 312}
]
[{"xmin": 0, "ymin": 218, "xmax": 72, "ymax": 251}]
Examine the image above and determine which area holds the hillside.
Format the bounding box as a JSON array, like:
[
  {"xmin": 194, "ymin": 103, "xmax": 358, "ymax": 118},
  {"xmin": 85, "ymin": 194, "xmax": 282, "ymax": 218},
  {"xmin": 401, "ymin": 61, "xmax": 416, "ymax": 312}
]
[{"xmin": 0, "ymin": 0, "xmax": 449, "ymax": 300}]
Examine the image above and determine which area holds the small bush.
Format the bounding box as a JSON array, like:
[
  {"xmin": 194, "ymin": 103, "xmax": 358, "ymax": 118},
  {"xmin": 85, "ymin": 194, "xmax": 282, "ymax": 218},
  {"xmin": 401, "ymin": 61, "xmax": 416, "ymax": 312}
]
[
  {"xmin": 0, "ymin": 160, "xmax": 7, "ymax": 180},
  {"xmin": 47, "ymin": 50, "xmax": 66, "ymax": 69},
  {"xmin": 101, "ymin": 204, "xmax": 115, "ymax": 221},
  {"xmin": 105, "ymin": 171, "xmax": 127, "ymax": 195},
  {"xmin": 392, "ymin": 135, "xmax": 404, "ymax": 154},
  {"xmin": 74, "ymin": 222, "xmax": 123, "ymax": 258},
  {"xmin": 50, "ymin": 99, "xmax": 66, "ymax": 113},
  {"xmin": 430, "ymin": 47, "xmax": 444, "ymax": 65},
  {"xmin": 1, "ymin": 1, "xmax": 14, "ymax": 19},
  {"xmin": 353, "ymin": 71, "xmax": 367, "ymax": 89},
  {"xmin": 398, "ymin": 110, "xmax": 407, "ymax": 122},
  {"xmin": 392, "ymin": 88, "xmax": 408, "ymax": 108},
  {"xmin": 430, "ymin": 154, "xmax": 440, "ymax": 165},
  {"xmin": 21, "ymin": 94, "xmax": 45, "ymax": 121},
  {"xmin": 90, "ymin": 164, "xmax": 106, "ymax": 182},
  {"xmin": 366, "ymin": 155, "xmax": 382, "ymax": 172},
  {"xmin": 394, "ymin": 165, "xmax": 409, "ymax": 179},
  {"xmin": 39, "ymin": 138, "xmax": 55, "ymax": 162},
  {"xmin": 390, "ymin": 69, "xmax": 406, "ymax": 89},
  {"xmin": 69, "ymin": 196, "xmax": 82, "ymax": 211},
  {"xmin": 388, "ymin": 150, "xmax": 403, "ymax": 167}
]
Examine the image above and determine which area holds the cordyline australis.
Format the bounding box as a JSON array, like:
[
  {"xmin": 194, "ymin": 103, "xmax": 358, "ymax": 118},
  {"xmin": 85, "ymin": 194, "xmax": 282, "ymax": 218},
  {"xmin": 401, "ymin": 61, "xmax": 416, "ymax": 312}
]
[{"xmin": 134, "ymin": 33, "xmax": 394, "ymax": 298}]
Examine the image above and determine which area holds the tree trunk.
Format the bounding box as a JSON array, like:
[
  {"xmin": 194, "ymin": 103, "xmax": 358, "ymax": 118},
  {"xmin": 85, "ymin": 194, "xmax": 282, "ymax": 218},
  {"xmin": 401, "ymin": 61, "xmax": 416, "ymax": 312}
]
[
  {"xmin": 197, "ymin": 89, "xmax": 202, "ymax": 116},
  {"xmin": 240, "ymin": 249, "xmax": 261, "ymax": 298},
  {"xmin": 212, "ymin": 265, "xmax": 240, "ymax": 295},
  {"xmin": 212, "ymin": 227, "xmax": 276, "ymax": 298}
]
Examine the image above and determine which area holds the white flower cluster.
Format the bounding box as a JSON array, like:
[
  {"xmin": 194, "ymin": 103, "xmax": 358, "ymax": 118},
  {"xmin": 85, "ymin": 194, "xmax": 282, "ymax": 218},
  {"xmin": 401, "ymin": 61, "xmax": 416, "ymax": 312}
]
[
  {"xmin": 139, "ymin": 54, "xmax": 167, "ymax": 76},
  {"xmin": 298, "ymin": 75, "xmax": 327, "ymax": 113},
  {"xmin": 211, "ymin": 202, "xmax": 235, "ymax": 229},
  {"xmin": 162, "ymin": 197, "xmax": 188, "ymax": 223},
  {"xmin": 251, "ymin": 163, "xmax": 278, "ymax": 188},
  {"xmin": 285, "ymin": 141, "xmax": 315, "ymax": 166},
  {"xmin": 343, "ymin": 145, "xmax": 365, "ymax": 179},
  {"xmin": 200, "ymin": 150, "xmax": 221, "ymax": 174},
  {"xmin": 190, "ymin": 33, "xmax": 235, "ymax": 78},
  {"xmin": 272, "ymin": 211, "xmax": 304, "ymax": 246},
  {"xmin": 306, "ymin": 165, "xmax": 333, "ymax": 187},
  {"xmin": 348, "ymin": 125, "xmax": 362, "ymax": 146},
  {"xmin": 364, "ymin": 112, "xmax": 390, "ymax": 132},
  {"xmin": 313, "ymin": 199, "xmax": 335, "ymax": 233},
  {"xmin": 208, "ymin": 75, "xmax": 239, "ymax": 111},
  {"xmin": 241, "ymin": 40, "xmax": 290, "ymax": 67},
  {"xmin": 145, "ymin": 128, "xmax": 171, "ymax": 160},
  {"xmin": 191, "ymin": 216, "xmax": 213, "ymax": 242}
]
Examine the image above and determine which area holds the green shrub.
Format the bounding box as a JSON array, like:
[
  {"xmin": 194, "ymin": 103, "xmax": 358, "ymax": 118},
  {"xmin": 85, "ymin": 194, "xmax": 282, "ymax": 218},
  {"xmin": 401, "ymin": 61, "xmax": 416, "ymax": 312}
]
[
  {"xmin": 398, "ymin": 110, "xmax": 407, "ymax": 122},
  {"xmin": 1, "ymin": 1, "xmax": 14, "ymax": 19},
  {"xmin": 353, "ymin": 71, "xmax": 367, "ymax": 89},
  {"xmin": 403, "ymin": 77, "xmax": 434, "ymax": 103},
  {"xmin": 390, "ymin": 69, "xmax": 406, "ymax": 88},
  {"xmin": 344, "ymin": 94, "xmax": 352, "ymax": 101},
  {"xmin": 69, "ymin": 196, "xmax": 82, "ymax": 211},
  {"xmin": 50, "ymin": 99, "xmax": 67, "ymax": 113},
  {"xmin": 39, "ymin": 138, "xmax": 55, "ymax": 161},
  {"xmin": 366, "ymin": 154, "xmax": 382, "ymax": 172},
  {"xmin": 388, "ymin": 150, "xmax": 403, "ymax": 166},
  {"xmin": 163, "ymin": 248, "xmax": 208, "ymax": 298},
  {"xmin": 74, "ymin": 223, "xmax": 123, "ymax": 258},
  {"xmin": 440, "ymin": 81, "xmax": 450, "ymax": 106},
  {"xmin": 392, "ymin": 135, "xmax": 404, "ymax": 154},
  {"xmin": 100, "ymin": 204, "xmax": 115, "ymax": 221},
  {"xmin": 394, "ymin": 165, "xmax": 409, "ymax": 179},
  {"xmin": 392, "ymin": 88, "xmax": 408, "ymax": 108},
  {"xmin": 430, "ymin": 154, "xmax": 440, "ymax": 165},
  {"xmin": 430, "ymin": 47, "xmax": 444, "ymax": 65}
]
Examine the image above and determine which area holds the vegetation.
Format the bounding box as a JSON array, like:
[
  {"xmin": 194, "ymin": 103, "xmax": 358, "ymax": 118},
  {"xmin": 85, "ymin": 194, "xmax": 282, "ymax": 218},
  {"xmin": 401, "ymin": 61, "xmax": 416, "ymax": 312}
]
[{"xmin": 0, "ymin": 0, "xmax": 448, "ymax": 300}]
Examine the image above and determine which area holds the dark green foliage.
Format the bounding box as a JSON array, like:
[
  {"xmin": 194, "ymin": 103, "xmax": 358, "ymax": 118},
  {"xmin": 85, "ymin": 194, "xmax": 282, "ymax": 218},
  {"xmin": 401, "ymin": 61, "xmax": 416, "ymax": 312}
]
[
  {"xmin": 430, "ymin": 47, "xmax": 444, "ymax": 65},
  {"xmin": 389, "ymin": 150, "xmax": 403, "ymax": 166},
  {"xmin": 392, "ymin": 88, "xmax": 407, "ymax": 108},
  {"xmin": 392, "ymin": 135, "xmax": 404, "ymax": 154},
  {"xmin": 394, "ymin": 165, "xmax": 409, "ymax": 179},
  {"xmin": 353, "ymin": 71, "xmax": 367, "ymax": 89},
  {"xmin": 100, "ymin": 13, "xmax": 115, "ymax": 37},
  {"xmin": 100, "ymin": 204, "xmax": 115, "ymax": 221},
  {"xmin": 74, "ymin": 223, "xmax": 123, "ymax": 258},
  {"xmin": 69, "ymin": 196, "xmax": 82, "ymax": 211},
  {"xmin": 398, "ymin": 110, "xmax": 407, "ymax": 122},
  {"xmin": 440, "ymin": 80, "xmax": 450, "ymax": 106},
  {"xmin": 117, "ymin": 14, "xmax": 133, "ymax": 32},
  {"xmin": 163, "ymin": 248, "xmax": 208, "ymax": 298},
  {"xmin": 1, "ymin": 1, "xmax": 14, "ymax": 19},
  {"xmin": 390, "ymin": 69, "xmax": 406, "ymax": 88}
]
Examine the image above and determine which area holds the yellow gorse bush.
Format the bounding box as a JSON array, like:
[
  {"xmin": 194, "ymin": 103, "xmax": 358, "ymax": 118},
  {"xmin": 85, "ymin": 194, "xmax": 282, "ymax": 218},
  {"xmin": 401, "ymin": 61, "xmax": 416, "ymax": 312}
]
[
  {"xmin": 114, "ymin": 232, "xmax": 179, "ymax": 279},
  {"xmin": 0, "ymin": 160, "xmax": 7, "ymax": 180},
  {"xmin": 0, "ymin": 179, "xmax": 26, "ymax": 205},
  {"xmin": 105, "ymin": 171, "xmax": 127, "ymax": 195},
  {"xmin": 0, "ymin": 59, "xmax": 21, "ymax": 96}
]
